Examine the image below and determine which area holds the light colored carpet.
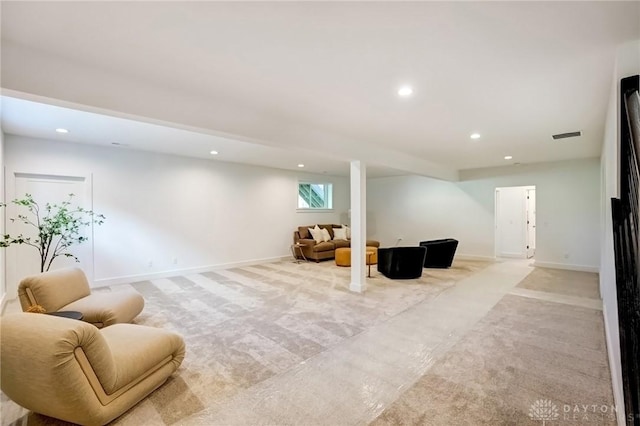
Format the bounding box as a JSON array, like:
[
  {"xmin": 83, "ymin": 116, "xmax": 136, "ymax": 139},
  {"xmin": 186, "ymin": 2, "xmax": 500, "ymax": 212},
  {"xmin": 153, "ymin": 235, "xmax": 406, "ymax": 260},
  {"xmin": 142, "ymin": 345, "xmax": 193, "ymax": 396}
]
[
  {"xmin": 1, "ymin": 258, "xmax": 491, "ymax": 425},
  {"xmin": 1, "ymin": 260, "xmax": 614, "ymax": 425},
  {"xmin": 372, "ymin": 264, "xmax": 614, "ymax": 425},
  {"xmin": 371, "ymin": 293, "xmax": 615, "ymax": 425},
  {"xmin": 516, "ymin": 267, "xmax": 601, "ymax": 299}
]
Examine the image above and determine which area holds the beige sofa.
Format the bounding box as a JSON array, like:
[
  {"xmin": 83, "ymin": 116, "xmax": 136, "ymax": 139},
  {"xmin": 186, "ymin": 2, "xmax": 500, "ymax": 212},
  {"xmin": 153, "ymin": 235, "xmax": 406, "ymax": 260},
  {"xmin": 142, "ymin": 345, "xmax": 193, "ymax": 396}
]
[
  {"xmin": 293, "ymin": 224, "xmax": 380, "ymax": 262},
  {"xmin": 18, "ymin": 267, "xmax": 144, "ymax": 328},
  {"xmin": 0, "ymin": 312, "xmax": 185, "ymax": 425}
]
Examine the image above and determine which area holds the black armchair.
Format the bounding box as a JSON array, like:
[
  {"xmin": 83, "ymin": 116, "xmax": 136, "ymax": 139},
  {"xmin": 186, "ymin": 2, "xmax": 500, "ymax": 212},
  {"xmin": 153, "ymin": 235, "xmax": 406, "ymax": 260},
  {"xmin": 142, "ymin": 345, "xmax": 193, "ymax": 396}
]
[
  {"xmin": 377, "ymin": 247, "xmax": 427, "ymax": 279},
  {"xmin": 419, "ymin": 238, "xmax": 459, "ymax": 268}
]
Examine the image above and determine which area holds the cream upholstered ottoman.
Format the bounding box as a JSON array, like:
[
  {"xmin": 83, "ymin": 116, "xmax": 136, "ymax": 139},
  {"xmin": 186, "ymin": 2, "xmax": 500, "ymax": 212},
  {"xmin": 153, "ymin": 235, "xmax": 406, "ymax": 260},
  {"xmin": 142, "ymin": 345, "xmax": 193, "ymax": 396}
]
[{"xmin": 335, "ymin": 247, "xmax": 378, "ymax": 267}]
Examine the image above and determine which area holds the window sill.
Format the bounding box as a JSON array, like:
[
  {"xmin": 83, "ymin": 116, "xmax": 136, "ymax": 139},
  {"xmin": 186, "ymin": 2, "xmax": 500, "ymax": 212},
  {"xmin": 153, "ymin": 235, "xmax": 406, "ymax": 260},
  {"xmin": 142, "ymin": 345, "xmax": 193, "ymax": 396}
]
[{"xmin": 296, "ymin": 209, "xmax": 334, "ymax": 213}]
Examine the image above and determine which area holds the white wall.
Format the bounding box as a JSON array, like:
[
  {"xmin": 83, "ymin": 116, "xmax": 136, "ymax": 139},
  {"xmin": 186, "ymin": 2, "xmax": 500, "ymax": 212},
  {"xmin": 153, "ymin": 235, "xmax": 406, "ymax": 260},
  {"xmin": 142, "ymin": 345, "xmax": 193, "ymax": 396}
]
[
  {"xmin": 3, "ymin": 135, "xmax": 348, "ymax": 291},
  {"xmin": 0, "ymin": 130, "xmax": 5, "ymax": 306},
  {"xmin": 600, "ymin": 39, "xmax": 640, "ymax": 426},
  {"xmin": 368, "ymin": 158, "xmax": 600, "ymax": 270}
]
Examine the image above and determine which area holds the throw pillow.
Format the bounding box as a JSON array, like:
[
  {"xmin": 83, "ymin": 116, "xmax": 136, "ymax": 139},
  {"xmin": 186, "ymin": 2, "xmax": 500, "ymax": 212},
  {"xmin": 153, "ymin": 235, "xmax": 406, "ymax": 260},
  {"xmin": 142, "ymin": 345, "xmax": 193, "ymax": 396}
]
[
  {"xmin": 321, "ymin": 228, "xmax": 331, "ymax": 242},
  {"xmin": 309, "ymin": 225, "xmax": 324, "ymax": 243},
  {"xmin": 343, "ymin": 225, "xmax": 351, "ymax": 239},
  {"xmin": 298, "ymin": 226, "xmax": 311, "ymax": 239},
  {"xmin": 333, "ymin": 227, "xmax": 347, "ymax": 240}
]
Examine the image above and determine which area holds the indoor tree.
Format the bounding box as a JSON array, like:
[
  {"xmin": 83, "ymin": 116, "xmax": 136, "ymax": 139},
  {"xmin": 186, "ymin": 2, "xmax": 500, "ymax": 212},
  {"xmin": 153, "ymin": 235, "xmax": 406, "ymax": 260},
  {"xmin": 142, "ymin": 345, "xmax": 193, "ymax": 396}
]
[{"xmin": 1, "ymin": 193, "xmax": 105, "ymax": 272}]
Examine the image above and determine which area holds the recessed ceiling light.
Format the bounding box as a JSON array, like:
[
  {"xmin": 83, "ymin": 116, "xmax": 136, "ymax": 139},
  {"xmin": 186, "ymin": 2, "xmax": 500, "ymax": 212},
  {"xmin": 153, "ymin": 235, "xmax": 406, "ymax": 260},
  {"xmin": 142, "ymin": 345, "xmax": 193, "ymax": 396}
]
[
  {"xmin": 470, "ymin": 133, "xmax": 481, "ymax": 140},
  {"xmin": 397, "ymin": 86, "xmax": 413, "ymax": 97},
  {"xmin": 297, "ymin": 164, "xmax": 305, "ymax": 168},
  {"xmin": 55, "ymin": 128, "xmax": 69, "ymax": 134},
  {"xmin": 210, "ymin": 150, "xmax": 218, "ymax": 155},
  {"xmin": 504, "ymin": 155, "xmax": 513, "ymax": 160}
]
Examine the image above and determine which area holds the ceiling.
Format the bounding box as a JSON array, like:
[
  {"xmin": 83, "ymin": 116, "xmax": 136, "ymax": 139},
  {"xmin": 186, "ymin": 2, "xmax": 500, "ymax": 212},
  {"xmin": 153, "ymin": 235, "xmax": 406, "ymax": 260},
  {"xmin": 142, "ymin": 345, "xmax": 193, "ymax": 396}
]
[
  {"xmin": 1, "ymin": 95, "xmax": 404, "ymax": 178},
  {"xmin": 1, "ymin": 1, "xmax": 639, "ymax": 179}
]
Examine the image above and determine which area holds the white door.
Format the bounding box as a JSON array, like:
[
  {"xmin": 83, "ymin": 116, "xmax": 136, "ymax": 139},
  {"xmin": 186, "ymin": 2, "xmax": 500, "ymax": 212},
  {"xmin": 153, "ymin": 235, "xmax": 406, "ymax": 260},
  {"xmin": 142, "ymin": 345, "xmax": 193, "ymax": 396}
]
[
  {"xmin": 526, "ymin": 188, "xmax": 536, "ymax": 258},
  {"xmin": 495, "ymin": 186, "xmax": 535, "ymax": 258},
  {"xmin": 6, "ymin": 173, "xmax": 93, "ymax": 298}
]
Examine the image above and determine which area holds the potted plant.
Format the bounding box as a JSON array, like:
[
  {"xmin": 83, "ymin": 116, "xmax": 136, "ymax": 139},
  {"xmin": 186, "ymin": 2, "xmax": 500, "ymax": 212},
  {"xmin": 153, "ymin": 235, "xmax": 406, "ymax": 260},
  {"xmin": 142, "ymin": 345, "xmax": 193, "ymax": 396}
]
[{"xmin": 1, "ymin": 193, "xmax": 105, "ymax": 272}]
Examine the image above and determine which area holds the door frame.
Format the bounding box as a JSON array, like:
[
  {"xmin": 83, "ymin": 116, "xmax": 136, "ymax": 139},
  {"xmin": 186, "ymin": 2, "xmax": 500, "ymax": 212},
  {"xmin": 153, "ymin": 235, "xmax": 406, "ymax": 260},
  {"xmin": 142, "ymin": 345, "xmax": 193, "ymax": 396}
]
[
  {"xmin": 494, "ymin": 185, "xmax": 536, "ymax": 259},
  {"xmin": 525, "ymin": 187, "xmax": 536, "ymax": 258}
]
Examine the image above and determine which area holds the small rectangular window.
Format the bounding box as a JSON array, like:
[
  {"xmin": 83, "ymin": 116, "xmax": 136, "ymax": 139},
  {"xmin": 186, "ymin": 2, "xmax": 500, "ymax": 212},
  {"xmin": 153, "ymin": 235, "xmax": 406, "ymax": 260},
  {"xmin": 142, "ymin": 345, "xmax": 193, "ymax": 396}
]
[{"xmin": 298, "ymin": 182, "xmax": 333, "ymax": 210}]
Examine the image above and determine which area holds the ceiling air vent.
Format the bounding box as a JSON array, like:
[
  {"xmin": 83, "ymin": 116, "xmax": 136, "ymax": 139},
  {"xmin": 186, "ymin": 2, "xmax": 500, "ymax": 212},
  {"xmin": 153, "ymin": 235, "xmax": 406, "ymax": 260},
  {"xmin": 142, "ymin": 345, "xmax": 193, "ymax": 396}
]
[{"xmin": 552, "ymin": 131, "xmax": 581, "ymax": 140}]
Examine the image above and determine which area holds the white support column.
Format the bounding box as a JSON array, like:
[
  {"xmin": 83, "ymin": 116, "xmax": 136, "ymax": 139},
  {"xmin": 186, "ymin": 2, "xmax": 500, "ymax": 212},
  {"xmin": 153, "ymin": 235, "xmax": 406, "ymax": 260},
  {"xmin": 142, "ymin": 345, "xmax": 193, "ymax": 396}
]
[{"xmin": 350, "ymin": 160, "xmax": 366, "ymax": 293}]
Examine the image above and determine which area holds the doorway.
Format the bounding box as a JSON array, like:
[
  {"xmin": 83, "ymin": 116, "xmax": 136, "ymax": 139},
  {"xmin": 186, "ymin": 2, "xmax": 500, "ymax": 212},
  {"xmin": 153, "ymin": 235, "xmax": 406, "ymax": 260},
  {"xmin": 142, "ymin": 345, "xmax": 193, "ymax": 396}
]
[
  {"xmin": 495, "ymin": 185, "xmax": 536, "ymax": 259},
  {"xmin": 5, "ymin": 172, "xmax": 93, "ymax": 298}
]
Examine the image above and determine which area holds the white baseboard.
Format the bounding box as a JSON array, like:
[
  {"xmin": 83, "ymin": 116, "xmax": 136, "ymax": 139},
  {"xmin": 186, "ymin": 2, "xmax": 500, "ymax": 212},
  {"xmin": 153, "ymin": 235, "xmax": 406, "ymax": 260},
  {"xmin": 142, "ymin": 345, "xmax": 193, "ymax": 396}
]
[
  {"xmin": 532, "ymin": 260, "xmax": 599, "ymax": 273},
  {"xmin": 498, "ymin": 252, "xmax": 527, "ymax": 259},
  {"xmin": 93, "ymin": 255, "xmax": 291, "ymax": 287},
  {"xmin": 455, "ymin": 253, "xmax": 496, "ymax": 262},
  {"xmin": 602, "ymin": 304, "xmax": 626, "ymax": 426}
]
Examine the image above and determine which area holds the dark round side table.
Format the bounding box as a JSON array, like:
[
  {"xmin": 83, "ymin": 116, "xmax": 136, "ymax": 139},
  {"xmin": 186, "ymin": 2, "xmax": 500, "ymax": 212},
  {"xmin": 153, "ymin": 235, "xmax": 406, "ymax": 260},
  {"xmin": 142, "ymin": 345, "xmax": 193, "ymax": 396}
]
[{"xmin": 45, "ymin": 311, "xmax": 84, "ymax": 320}]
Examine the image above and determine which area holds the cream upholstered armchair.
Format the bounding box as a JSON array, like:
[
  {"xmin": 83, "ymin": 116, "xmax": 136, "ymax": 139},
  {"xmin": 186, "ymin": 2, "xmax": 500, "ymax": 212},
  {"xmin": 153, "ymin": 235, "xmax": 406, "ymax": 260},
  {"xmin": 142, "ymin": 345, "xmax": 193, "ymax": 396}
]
[
  {"xmin": 18, "ymin": 267, "xmax": 144, "ymax": 328},
  {"xmin": 0, "ymin": 313, "xmax": 185, "ymax": 425}
]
